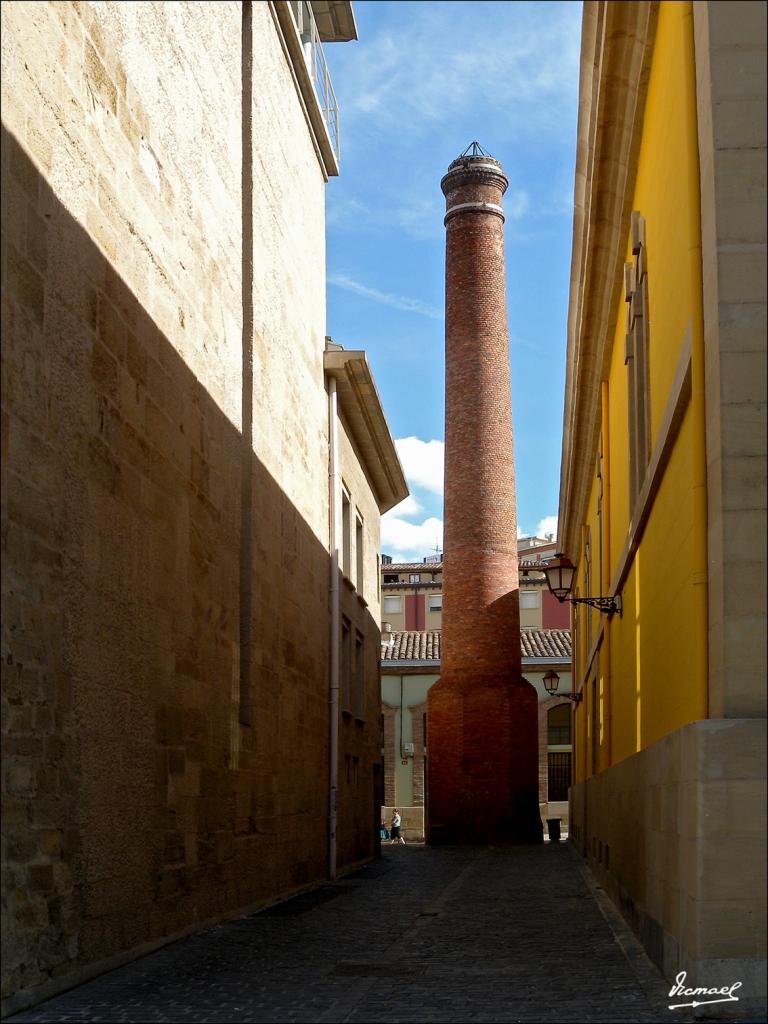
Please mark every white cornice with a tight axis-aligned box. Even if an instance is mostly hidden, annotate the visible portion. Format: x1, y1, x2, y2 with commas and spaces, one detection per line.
558, 1, 659, 562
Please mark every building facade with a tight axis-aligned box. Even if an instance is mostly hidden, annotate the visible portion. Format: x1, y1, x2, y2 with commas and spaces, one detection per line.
558, 1, 766, 1014
1, 1, 407, 1014
381, 561, 443, 631
381, 629, 574, 840
381, 555, 569, 631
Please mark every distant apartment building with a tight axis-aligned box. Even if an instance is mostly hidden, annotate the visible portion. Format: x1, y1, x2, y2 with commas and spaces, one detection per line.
1, 1, 408, 1016
381, 560, 443, 630
381, 547, 569, 631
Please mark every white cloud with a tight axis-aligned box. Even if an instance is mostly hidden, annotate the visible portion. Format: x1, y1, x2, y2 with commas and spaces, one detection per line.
381, 516, 443, 563
333, 4, 581, 146
394, 437, 444, 496
394, 194, 446, 241
506, 190, 530, 220
510, 332, 543, 355
536, 515, 558, 541
326, 194, 370, 229
384, 494, 423, 520
328, 273, 443, 321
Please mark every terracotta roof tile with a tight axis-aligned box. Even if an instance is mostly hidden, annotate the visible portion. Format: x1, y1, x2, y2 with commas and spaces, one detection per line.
383, 558, 551, 573
381, 629, 571, 661
381, 631, 442, 660
519, 629, 571, 659
383, 563, 443, 571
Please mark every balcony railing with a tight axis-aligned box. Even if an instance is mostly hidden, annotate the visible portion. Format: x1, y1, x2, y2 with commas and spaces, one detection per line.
289, 1, 340, 161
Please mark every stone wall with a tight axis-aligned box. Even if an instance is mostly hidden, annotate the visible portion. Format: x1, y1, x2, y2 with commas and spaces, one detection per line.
570, 719, 766, 1019
335, 416, 383, 870
693, 0, 767, 723
1, 1, 378, 1014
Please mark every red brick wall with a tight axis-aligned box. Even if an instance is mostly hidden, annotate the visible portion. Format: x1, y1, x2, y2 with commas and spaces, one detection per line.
409, 702, 426, 807
542, 589, 570, 629
382, 704, 397, 807
405, 594, 425, 630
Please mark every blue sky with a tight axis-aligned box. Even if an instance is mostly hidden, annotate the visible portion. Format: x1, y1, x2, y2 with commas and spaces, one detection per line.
323, 0, 582, 561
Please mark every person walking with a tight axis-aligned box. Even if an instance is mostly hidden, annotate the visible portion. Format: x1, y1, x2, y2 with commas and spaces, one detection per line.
390, 808, 406, 845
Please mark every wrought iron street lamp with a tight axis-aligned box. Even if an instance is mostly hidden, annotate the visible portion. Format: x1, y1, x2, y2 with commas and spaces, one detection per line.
543, 669, 583, 703
543, 552, 622, 616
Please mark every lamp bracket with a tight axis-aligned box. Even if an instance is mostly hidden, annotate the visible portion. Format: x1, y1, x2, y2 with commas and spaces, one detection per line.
569, 594, 622, 617
544, 688, 583, 703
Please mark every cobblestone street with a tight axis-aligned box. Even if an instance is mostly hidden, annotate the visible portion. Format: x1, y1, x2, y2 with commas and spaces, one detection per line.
9, 843, 691, 1023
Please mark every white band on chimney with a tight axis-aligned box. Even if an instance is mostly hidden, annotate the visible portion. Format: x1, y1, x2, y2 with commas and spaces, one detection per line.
444, 202, 505, 225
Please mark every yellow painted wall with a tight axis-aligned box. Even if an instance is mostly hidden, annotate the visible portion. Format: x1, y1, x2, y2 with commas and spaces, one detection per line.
573, 1, 707, 781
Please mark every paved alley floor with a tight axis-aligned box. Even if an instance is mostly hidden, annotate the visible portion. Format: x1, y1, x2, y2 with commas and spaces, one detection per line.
10, 843, 690, 1024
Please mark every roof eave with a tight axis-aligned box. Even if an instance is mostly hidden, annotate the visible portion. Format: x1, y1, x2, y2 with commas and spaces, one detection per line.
521, 657, 572, 667
311, 1, 358, 42
381, 660, 439, 669
324, 349, 409, 513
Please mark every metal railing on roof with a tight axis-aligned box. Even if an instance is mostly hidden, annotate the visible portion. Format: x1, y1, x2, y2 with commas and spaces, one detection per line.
289, 1, 340, 161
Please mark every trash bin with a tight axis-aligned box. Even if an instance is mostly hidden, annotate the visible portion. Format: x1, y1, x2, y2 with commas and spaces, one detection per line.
546, 818, 562, 843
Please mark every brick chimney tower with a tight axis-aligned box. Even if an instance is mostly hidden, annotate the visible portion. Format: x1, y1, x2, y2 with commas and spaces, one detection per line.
427, 143, 542, 844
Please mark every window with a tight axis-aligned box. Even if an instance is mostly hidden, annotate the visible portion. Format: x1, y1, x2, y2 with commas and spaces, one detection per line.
345, 755, 359, 784
428, 595, 442, 612
409, 574, 421, 583
547, 703, 572, 745
383, 596, 402, 615
520, 591, 539, 609
548, 752, 572, 801
355, 513, 364, 592
354, 632, 364, 718
341, 617, 351, 712
383, 574, 398, 584
624, 211, 650, 506
341, 488, 351, 578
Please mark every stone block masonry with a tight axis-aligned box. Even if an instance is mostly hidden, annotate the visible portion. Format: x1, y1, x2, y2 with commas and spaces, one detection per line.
1, 1, 380, 1015
428, 152, 542, 844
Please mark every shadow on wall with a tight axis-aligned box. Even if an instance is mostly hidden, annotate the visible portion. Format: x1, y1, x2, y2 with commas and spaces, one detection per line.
1, 125, 378, 1011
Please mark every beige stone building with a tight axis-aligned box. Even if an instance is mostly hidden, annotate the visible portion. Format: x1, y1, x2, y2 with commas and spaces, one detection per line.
1, 1, 407, 1014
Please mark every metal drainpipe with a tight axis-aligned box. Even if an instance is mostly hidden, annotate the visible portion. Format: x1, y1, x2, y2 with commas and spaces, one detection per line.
328, 377, 340, 880
399, 675, 405, 760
